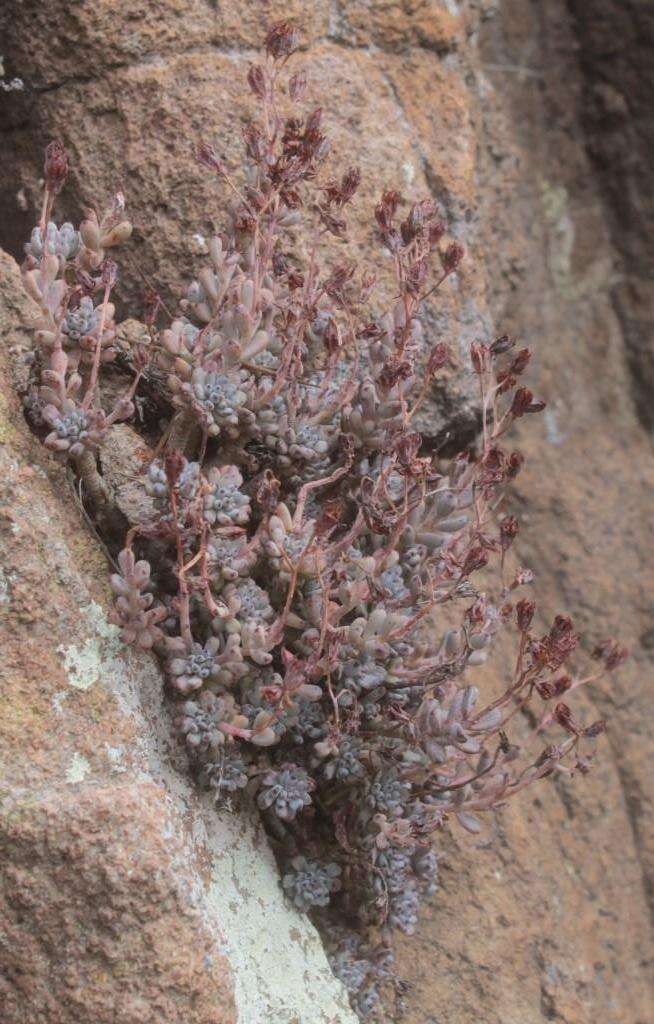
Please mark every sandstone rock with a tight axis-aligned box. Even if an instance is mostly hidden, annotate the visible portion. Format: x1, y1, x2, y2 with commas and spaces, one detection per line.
0, 0, 329, 90
568, 0, 654, 431
333, 0, 467, 52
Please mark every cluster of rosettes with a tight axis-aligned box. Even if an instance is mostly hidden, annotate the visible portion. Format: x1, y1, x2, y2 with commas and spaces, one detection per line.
120, 340, 569, 1016
328, 932, 395, 1020
20, 32, 613, 1024
25, 199, 579, 1024
20, 190, 136, 478
152, 227, 352, 486
105, 372, 598, 1022
107, 398, 510, 953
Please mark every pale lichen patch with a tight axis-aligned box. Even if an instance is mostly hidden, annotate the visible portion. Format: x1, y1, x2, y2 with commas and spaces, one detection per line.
201, 810, 356, 1024
65, 752, 91, 784
58, 638, 103, 690
0, 565, 12, 604
57, 600, 132, 692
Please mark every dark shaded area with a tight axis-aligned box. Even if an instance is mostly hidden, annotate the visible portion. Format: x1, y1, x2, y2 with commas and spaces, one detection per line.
0, 2, 42, 262
567, 0, 654, 430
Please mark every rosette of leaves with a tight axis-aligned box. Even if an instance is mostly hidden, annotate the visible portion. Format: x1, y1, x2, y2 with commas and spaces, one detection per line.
25, 221, 80, 262
172, 365, 256, 438
164, 634, 246, 694
201, 751, 250, 799
203, 464, 251, 526
109, 549, 165, 648
282, 856, 342, 911
144, 457, 203, 529
206, 533, 257, 582
257, 763, 314, 821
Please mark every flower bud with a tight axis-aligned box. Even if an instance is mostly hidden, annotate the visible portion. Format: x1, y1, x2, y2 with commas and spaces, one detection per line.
516, 598, 535, 632
247, 64, 267, 98
101, 258, 118, 289
552, 674, 572, 695
509, 348, 531, 376
375, 189, 402, 231
500, 515, 519, 551
553, 702, 579, 735
427, 342, 450, 377
510, 386, 546, 418
461, 546, 488, 577
470, 342, 489, 374
44, 140, 69, 195
197, 142, 225, 176
592, 638, 629, 671
289, 69, 308, 101
441, 241, 464, 274
584, 720, 607, 739
489, 334, 514, 356
265, 21, 300, 60
507, 451, 525, 479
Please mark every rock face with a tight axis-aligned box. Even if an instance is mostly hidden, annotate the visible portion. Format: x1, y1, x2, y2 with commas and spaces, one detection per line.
0, 2, 653, 1023
569, 0, 654, 432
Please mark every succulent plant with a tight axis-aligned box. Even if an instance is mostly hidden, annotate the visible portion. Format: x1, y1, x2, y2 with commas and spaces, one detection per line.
174, 367, 255, 438
366, 770, 412, 818
282, 856, 341, 911
18, 24, 620, 1022
42, 403, 101, 455
203, 464, 251, 526
61, 296, 100, 343
109, 548, 165, 648
165, 634, 246, 694
288, 699, 328, 744
319, 736, 367, 783
175, 691, 236, 755
25, 221, 80, 261
201, 751, 250, 799
257, 764, 313, 821
146, 457, 201, 514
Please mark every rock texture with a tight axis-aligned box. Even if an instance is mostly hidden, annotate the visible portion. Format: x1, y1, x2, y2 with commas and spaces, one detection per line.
1, 2, 653, 1023
569, 0, 654, 432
